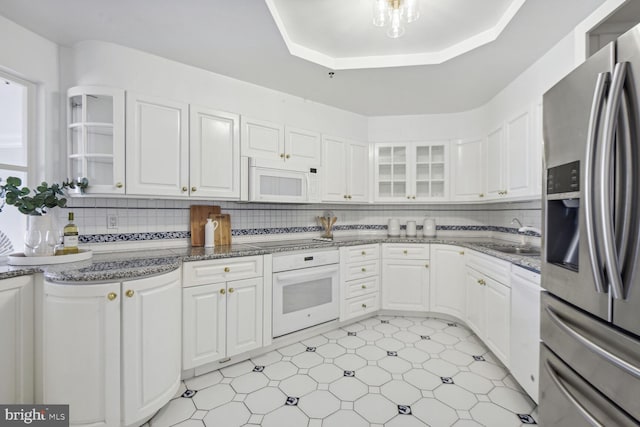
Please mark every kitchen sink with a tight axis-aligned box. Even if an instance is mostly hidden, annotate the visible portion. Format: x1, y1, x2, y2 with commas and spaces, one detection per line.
482, 244, 541, 256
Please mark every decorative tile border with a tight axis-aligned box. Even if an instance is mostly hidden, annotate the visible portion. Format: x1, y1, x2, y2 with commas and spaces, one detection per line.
79, 225, 539, 244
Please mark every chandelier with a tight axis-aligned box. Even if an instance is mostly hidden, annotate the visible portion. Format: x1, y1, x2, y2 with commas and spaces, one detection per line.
372, 0, 420, 39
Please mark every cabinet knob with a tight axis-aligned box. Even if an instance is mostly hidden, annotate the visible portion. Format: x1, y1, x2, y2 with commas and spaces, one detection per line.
361, 251, 366, 255
348, 195, 352, 199
479, 193, 485, 198
280, 153, 285, 158
361, 303, 367, 308
228, 287, 235, 293
182, 186, 188, 192
115, 182, 123, 188
425, 263, 429, 268
403, 250, 408, 255
224, 267, 230, 273
361, 267, 367, 272
191, 186, 197, 192
286, 154, 290, 159
125, 289, 134, 298
412, 196, 416, 199
459, 251, 465, 255
344, 195, 348, 199
477, 279, 486, 286
361, 284, 367, 289
220, 288, 226, 295
407, 196, 411, 199
107, 292, 117, 301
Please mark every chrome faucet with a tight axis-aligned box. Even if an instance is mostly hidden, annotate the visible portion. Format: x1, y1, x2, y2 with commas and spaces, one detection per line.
511, 218, 523, 228
512, 217, 541, 235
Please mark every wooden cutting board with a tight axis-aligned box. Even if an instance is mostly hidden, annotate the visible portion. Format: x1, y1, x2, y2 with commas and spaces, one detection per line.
209, 214, 232, 246
190, 205, 221, 246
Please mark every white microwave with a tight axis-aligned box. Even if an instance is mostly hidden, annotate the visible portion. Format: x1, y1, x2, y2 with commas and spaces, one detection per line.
243, 157, 321, 203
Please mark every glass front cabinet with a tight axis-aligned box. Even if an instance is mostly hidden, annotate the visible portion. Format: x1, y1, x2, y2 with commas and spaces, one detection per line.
67, 86, 125, 195
374, 141, 449, 202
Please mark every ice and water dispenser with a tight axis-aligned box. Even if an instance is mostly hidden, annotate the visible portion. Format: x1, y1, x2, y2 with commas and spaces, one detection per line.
546, 161, 580, 271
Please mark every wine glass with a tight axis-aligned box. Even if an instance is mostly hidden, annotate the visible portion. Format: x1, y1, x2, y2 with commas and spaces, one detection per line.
24, 229, 42, 256
44, 230, 59, 256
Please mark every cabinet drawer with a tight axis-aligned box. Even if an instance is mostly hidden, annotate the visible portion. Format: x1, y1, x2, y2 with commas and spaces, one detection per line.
183, 256, 263, 286
343, 244, 380, 263
344, 293, 379, 320
467, 250, 510, 285
383, 244, 429, 259
345, 276, 379, 299
344, 260, 380, 281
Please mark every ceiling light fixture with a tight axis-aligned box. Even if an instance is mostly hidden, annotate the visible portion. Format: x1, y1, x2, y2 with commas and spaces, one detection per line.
372, 0, 420, 39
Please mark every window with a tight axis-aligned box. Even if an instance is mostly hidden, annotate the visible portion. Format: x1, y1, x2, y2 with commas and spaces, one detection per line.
0, 71, 35, 252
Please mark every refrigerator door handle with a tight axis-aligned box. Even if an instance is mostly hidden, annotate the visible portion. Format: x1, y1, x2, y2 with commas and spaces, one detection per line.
584, 72, 610, 294
599, 61, 628, 300
543, 359, 605, 427
545, 306, 640, 379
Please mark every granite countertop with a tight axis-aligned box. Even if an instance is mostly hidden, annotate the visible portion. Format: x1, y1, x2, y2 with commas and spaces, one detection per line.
0, 236, 540, 283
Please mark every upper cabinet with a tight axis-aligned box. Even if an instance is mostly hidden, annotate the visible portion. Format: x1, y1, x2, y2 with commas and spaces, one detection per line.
451, 137, 485, 202
322, 136, 369, 202
504, 109, 533, 198
374, 141, 449, 202
67, 86, 125, 194
241, 117, 320, 167
485, 126, 505, 199
189, 106, 241, 199
126, 92, 189, 197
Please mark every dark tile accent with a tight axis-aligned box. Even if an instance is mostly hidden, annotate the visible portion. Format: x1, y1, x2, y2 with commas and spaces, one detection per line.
285, 396, 299, 406
387, 351, 398, 357
441, 377, 454, 384
306, 347, 316, 352
381, 320, 390, 324
181, 389, 197, 398
420, 335, 431, 340
473, 355, 486, 362
518, 414, 537, 424
343, 370, 355, 377
397, 405, 412, 415
447, 323, 457, 327
253, 366, 265, 372
347, 332, 357, 336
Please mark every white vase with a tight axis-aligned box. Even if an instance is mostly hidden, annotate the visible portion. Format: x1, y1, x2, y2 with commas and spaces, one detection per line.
24, 214, 58, 257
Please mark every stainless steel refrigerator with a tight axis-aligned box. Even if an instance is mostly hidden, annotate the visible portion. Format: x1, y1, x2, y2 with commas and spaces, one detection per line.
541, 23, 640, 425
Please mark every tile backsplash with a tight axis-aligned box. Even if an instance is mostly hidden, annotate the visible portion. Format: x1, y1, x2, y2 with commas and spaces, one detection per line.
59, 198, 541, 241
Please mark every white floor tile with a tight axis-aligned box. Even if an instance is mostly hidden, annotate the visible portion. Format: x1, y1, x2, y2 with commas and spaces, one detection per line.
244, 387, 286, 414
279, 374, 318, 397
489, 386, 535, 413
278, 342, 307, 357
263, 361, 298, 381
192, 384, 235, 410
376, 337, 405, 351
336, 335, 366, 349
150, 397, 196, 427
433, 384, 478, 410
184, 371, 223, 391
261, 406, 309, 427
355, 345, 387, 361
380, 380, 422, 405
315, 343, 347, 358
250, 351, 282, 367
378, 356, 412, 374
220, 360, 254, 378
298, 390, 341, 418
412, 397, 459, 426
202, 402, 250, 427
398, 347, 430, 364
357, 365, 392, 386
328, 377, 368, 401
353, 394, 397, 424
308, 363, 343, 384
455, 371, 495, 394
322, 410, 368, 427
291, 351, 323, 369
230, 372, 269, 394
191, 410, 207, 420
334, 353, 367, 371
470, 402, 522, 427
386, 414, 428, 427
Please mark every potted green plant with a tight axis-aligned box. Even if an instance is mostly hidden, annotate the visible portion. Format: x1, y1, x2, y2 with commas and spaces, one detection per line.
0, 176, 88, 256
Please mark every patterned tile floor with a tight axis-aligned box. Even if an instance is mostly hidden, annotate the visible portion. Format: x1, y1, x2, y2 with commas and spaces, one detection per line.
150, 315, 538, 427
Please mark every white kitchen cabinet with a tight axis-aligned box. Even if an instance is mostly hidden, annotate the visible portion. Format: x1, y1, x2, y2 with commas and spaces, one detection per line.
121, 271, 182, 425
486, 126, 505, 199
40, 281, 121, 427
429, 244, 466, 319
381, 244, 430, 311
67, 86, 125, 195
505, 109, 532, 197
189, 105, 241, 199
465, 251, 511, 366
340, 244, 380, 321
451, 137, 486, 201
510, 266, 541, 402
0, 275, 33, 404
126, 92, 189, 197
182, 256, 264, 370
374, 142, 449, 202
241, 117, 320, 166
322, 136, 369, 202
40, 269, 181, 427
533, 101, 543, 197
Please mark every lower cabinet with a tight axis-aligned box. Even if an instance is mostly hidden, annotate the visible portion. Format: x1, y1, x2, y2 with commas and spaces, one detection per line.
381, 244, 430, 311
465, 251, 511, 366
429, 244, 466, 318
39, 269, 181, 427
0, 275, 34, 404
182, 257, 264, 370
510, 266, 541, 402
340, 244, 380, 321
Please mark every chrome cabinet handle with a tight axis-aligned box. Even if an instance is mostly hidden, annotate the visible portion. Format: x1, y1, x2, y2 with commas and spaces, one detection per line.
584, 72, 610, 295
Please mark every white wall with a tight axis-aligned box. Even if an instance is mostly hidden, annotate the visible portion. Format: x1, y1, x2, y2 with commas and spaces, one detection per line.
0, 14, 60, 182
60, 41, 368, 142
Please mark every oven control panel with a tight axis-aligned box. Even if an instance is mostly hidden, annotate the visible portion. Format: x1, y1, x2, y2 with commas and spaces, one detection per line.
272, 249, 339, 272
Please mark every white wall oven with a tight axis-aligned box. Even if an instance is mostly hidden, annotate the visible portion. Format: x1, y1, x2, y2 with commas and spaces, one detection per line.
271, 248, 339, 337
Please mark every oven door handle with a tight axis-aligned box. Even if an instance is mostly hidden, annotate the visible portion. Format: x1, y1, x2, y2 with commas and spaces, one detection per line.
273, 263, 339, 286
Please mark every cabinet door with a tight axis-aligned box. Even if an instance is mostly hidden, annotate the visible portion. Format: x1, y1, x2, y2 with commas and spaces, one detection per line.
0, 276, 33, 404
189, 106, 240, 199
429, 245, 466, 318
374, 144, 409, 201
226, 277, 263, 357
382, 259, 429, 311
122, 270, 181, 425
484, 277, 511, 366
451, 138, 486, 201
126, 92, 189, 197
347, 141, 370, 202
285, 127, 321, 166
533, 101, 543, 197
183, 283, 227, 370
241, 117, 284, 161
41, 281, 120, 427
486, 126, 505, 199
321, 135, 348, 201
413, 142, 449, 201
465, 268, 485, 337
505, 109, 532, 197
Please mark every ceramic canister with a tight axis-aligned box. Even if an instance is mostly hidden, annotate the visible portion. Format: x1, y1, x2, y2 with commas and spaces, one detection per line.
406, 221, 417, 237
388, 219, 400, 236
423, 218, 436, 237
